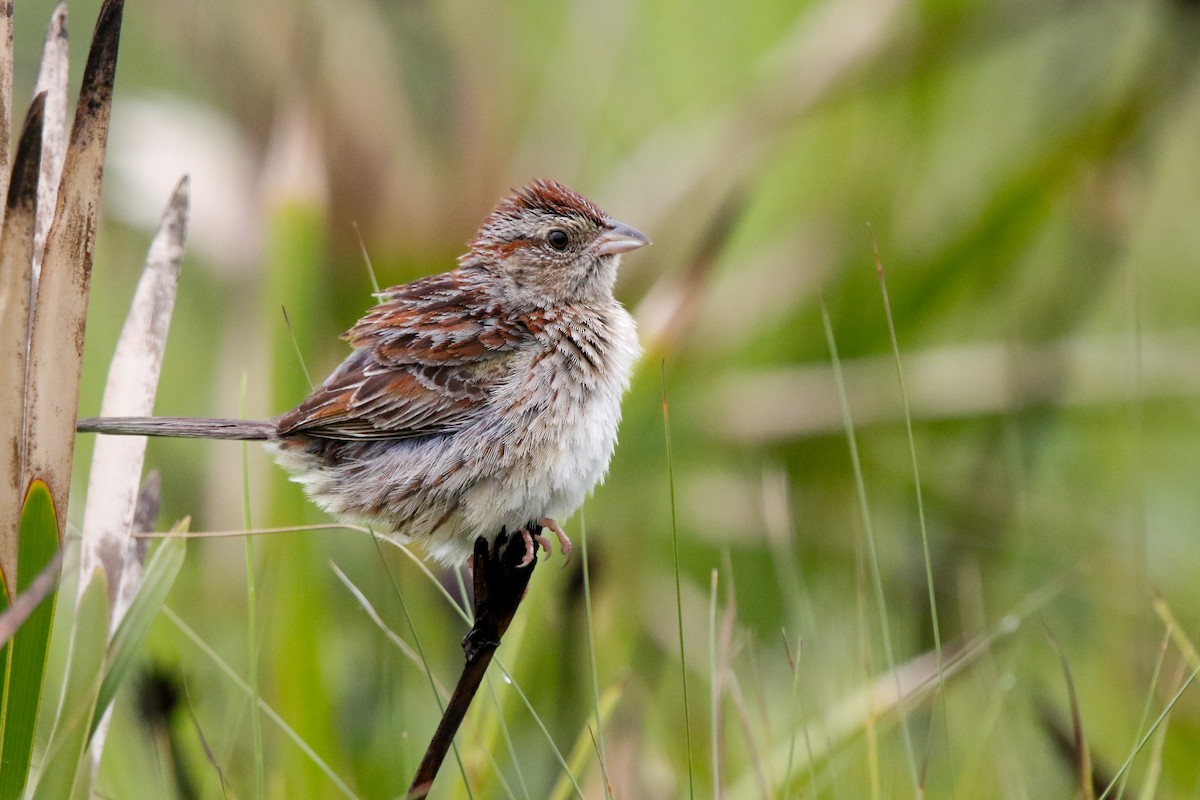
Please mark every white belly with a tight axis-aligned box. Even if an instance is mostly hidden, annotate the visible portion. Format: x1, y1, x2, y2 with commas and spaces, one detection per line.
457, 305, 640, 541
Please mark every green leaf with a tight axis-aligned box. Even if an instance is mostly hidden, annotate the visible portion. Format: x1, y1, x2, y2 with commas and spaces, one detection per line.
0, 480, 61, 800
30, 569, 109, 800
91, 526, 187, 735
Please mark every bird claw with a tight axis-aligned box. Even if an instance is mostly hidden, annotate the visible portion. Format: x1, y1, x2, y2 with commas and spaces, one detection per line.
537, 517, 572, 567
515, 518, 573, 569
517, 528, 537, 568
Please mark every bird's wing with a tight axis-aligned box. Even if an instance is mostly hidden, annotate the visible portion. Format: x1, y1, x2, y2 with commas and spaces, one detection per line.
276, 271, 533, 441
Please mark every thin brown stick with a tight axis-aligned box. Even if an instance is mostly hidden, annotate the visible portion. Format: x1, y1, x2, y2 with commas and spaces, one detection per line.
407, 527, 537, 799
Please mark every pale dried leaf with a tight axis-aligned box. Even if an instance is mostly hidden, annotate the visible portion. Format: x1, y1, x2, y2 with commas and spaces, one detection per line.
32, 2, 69, 285
0, 0, 12, 220
0, 95, 45, 596
81, 176, 188, 623
23, 0, 124, 535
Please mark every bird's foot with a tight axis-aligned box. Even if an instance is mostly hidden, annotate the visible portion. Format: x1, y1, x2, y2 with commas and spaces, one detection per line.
515, 518, 572, 568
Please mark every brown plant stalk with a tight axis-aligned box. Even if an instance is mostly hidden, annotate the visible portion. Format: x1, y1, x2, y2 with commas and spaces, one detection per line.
407, 526, 538, 799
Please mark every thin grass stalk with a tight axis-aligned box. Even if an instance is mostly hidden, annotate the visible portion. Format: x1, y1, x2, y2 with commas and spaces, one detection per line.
662, 361, 696, 799
486, 675, 532, 800
761, 469, 816, 659
578, 508, 612, 799
1115, 627, 1171, 800
241, 376, 266, 800
1042, 622, 1094, 800
374, 534, 473, 799
493, 660, 586, 800
873, 239, 948, 734
725, 669, 770, 799
373, 536, 577, 794
331, 564, 451, 698
1152, 592, 1200, 668
855, 539, 881, 800
709, 568, 720, 797
0, 549, 61, 650
453, 565, 472, 622
163, 607, 358, 799
1097, 662, 1200, 800
548, 684, 623, 800
819, 297, 920, 795
781, 634, 817, 798
735, 568, 1067, 799
323, 528, 591, 794
1133, 717, 1168, 800
947, 660, 1013, 797
408, 530, 560, 799
261, 105, 336, 797
1125, 209, 1148, 608
331, 562, 520, 800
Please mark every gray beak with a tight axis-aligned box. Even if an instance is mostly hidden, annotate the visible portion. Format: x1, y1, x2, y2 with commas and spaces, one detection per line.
596, 218, 651, 256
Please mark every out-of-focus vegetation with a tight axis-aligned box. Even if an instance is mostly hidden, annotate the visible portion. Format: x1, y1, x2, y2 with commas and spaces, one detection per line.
22, 0, 1200, 796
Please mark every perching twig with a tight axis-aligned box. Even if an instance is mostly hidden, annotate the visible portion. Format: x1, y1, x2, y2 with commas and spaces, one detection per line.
408, 526, 537, 799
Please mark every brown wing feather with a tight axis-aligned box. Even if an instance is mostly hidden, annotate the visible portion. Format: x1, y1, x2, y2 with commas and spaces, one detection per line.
276, 270, 528, 441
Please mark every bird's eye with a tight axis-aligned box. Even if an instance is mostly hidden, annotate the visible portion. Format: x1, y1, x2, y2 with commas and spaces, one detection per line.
547, 229, 569, 251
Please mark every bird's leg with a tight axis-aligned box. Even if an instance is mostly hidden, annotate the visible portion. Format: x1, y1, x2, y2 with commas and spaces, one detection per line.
537, 517, 572, 562
516, 522, 557, 567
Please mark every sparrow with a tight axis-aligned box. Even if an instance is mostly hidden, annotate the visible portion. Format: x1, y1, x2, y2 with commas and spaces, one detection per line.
78, 179, 648, 566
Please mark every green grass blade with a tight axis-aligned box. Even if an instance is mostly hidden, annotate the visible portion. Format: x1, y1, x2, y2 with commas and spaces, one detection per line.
820, 297, 920, 794
30, 569, 108, 800
91, 524, 187, 735
873, 243, 947, 691
331, 562, 522, 798
1097, 662, 1200, 800
370, 534, 473, 798
494, 662, 586, 799
241, 375, 266, 800
709, 568, 720, 792
548, 683, 623, 800
578, 507, 612, 799
661, 362, 696, 799
1113, 627, 1170, 800
264, 194, 336, 799
0, 480, 61, 800
163, 607, 358, 799
487, 674, 531, 800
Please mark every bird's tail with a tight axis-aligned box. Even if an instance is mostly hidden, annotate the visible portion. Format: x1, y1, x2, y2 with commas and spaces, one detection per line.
76, 416, 275, 441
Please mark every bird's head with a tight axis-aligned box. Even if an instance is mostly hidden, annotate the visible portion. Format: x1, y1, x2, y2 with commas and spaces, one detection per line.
463, 179, 649, 305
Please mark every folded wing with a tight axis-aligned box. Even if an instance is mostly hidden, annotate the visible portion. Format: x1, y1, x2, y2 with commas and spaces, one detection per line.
276, 270, 527, 441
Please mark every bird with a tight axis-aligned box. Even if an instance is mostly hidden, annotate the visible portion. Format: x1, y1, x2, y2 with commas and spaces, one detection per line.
78, 179, 648, 567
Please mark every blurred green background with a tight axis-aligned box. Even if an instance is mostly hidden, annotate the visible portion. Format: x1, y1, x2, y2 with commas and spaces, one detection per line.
20, 0, 1200, 796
